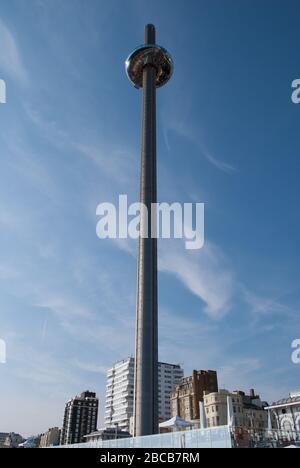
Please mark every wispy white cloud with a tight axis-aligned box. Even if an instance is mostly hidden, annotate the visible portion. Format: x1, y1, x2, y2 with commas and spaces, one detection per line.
24, 103, 137, 186
74, 143, 136, 186
63, 320, 134, 356
34, 295, 95, 321
108, 233, 235, 321
158, 308, 282, 401
104, 218, 235, 321
242, 288, 295, 319
6, 253, 135, 355
5, 333, 77, 389
0, 264, 20, 280
2, 133, 63, 206
112, 237, 136, 256
0, 202, 21, 228
163, 119, 236, 174
72, 360, 108, 375
0, 18, 28, 84
159, 240, 235, 319
218, 357, 263, 392
158, 307, 219, 370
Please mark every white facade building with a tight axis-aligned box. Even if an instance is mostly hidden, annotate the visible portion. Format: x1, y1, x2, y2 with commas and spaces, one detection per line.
158, 362, 184, 421
104, 358, 183, 432
266, 391, 300, 436
105, 358, 135, 432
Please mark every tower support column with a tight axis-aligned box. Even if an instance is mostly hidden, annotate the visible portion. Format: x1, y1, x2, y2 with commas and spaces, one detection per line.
125, 23, 173, 438
134, 24, 158, 437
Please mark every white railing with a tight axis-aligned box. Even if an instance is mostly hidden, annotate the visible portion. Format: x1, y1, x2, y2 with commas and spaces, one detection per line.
56, 426, 232, 449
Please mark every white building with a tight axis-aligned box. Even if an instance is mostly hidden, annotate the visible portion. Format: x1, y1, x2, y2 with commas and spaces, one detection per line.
1, 433, 24, 448
104, 358, 184, 433
39, 427, 61, 447
158, 362, 184, 421
204, 389, 245, 428
105, 358, 135, 432
266, 391, 300, 436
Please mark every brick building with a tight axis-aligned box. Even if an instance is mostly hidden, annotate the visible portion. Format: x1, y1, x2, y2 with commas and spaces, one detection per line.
171, 370, 218, 421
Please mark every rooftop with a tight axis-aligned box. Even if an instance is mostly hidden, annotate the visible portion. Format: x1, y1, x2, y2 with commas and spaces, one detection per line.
271, 393, 300, 407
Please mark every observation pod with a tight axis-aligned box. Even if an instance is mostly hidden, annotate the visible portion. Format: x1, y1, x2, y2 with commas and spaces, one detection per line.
126, 44, 173, 89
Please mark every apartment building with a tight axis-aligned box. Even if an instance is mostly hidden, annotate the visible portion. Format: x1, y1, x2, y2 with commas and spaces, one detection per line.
60, 391, 99, 445
39, 427, 60, 447
171, 370, 218, 421
104, 357, 184, 432
204, 389, 245, 427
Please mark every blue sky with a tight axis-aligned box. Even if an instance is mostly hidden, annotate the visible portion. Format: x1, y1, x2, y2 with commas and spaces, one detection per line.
0, 0, 299, 437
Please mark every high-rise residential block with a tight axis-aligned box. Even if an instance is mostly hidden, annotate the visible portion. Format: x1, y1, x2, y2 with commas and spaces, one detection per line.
60, 391, 98, 445
104, 358, 183, 433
